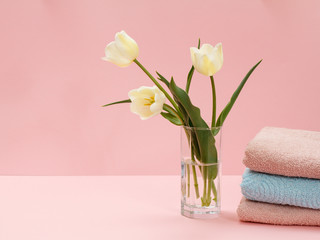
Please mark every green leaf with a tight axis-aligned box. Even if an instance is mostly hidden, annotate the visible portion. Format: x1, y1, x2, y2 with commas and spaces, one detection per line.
161, 112, 183, 126
185, 38, 201, 94
215, 59, 263, 129
102, 99, 131, 107
169, 78, 218, 169
162, 104, 178, 117
190, 129, 201, 160
162, 104, 184, 125
185, 66, 195, 94
169, 78, 208, 129
169, 77, 200, 159
156, 71, 170, 88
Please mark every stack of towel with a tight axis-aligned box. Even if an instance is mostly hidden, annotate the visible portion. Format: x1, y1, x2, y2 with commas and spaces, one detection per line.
237, 127, 320, 226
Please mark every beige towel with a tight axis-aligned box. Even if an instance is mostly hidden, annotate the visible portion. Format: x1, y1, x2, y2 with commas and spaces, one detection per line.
237, 197, 320, 226
243, 127, 320, 179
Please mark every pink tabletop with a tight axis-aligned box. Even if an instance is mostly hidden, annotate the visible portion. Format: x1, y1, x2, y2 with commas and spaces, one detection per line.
0, 176, 318, 239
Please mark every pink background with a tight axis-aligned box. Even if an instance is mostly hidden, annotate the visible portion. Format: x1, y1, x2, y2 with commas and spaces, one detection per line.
1, 0, 320, 175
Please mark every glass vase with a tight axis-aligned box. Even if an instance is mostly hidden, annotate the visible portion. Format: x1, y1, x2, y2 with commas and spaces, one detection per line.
181, 125, 222, 218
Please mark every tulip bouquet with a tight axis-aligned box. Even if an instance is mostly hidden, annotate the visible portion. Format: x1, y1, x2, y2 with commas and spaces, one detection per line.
102, 31, 261, 210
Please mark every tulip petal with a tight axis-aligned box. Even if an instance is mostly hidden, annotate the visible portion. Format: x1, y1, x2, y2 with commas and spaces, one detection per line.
214, 43, 223, 70
200, 44, 215, 55
202, 55, 215, 76
193, 53, 211, 76
128, 86, 165, 120
190, 47, 200, 66
191, 42, 224, 76
130, 99, 153, 120
215, 43, 223, 62
208, 44, 223, 74
150, 102, 163, 114
128, 89, 139, 100
201, 54, 217, 76
104, 41, 132, 67
193, 52, 202, 73
153, 87, 166, 102
138, 87, 156, 97
154, 92, 166, 104
115, 31, 139, 61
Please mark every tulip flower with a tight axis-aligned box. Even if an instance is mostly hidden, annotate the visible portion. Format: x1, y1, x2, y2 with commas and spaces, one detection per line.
128, 86, 166, 120
102, 31, 139, 67
190, 43, 223, 76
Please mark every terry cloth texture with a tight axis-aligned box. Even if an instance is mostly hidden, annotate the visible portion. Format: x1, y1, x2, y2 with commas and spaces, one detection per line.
241, 168, 320, 209
243, 127, 320, 179
237, 197, 320, 226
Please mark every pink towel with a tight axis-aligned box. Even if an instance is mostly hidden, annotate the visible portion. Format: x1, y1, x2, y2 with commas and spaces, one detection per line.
243, 127, 320, 179
237, 197, 320, 226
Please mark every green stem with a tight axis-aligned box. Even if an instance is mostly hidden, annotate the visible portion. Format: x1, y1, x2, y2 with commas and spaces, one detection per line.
202, 166, 208, 206
210, 76, 216, 128
187, 164, 190, 198
133, 59, 182, 116
207, 176, 212, 204
211, 179, 218, 203
192, 166, 200, 198
191, 147, 200, 199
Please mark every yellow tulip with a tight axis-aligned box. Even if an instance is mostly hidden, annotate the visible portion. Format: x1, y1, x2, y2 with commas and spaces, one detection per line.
190, 43, 223, 76
128, 86, 166, 120
102, 31, 139, 67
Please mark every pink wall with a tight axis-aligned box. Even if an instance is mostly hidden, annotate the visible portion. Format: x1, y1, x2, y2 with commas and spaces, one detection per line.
1, 0, 320, 175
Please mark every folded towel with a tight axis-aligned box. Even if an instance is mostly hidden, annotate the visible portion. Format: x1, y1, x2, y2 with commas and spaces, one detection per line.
241, 168, 320, 209
237, 197, 320, 226
243, 127, 320, 179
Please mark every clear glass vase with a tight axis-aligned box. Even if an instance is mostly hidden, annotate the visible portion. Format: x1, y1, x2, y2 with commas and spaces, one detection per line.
181, 125, 222, 218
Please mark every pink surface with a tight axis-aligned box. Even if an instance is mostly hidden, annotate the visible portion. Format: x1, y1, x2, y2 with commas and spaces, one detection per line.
1, 0, 320, 175
0, 175, 319, 240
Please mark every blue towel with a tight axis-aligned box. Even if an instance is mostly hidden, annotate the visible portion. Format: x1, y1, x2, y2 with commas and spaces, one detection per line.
241, 168, 320, 209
